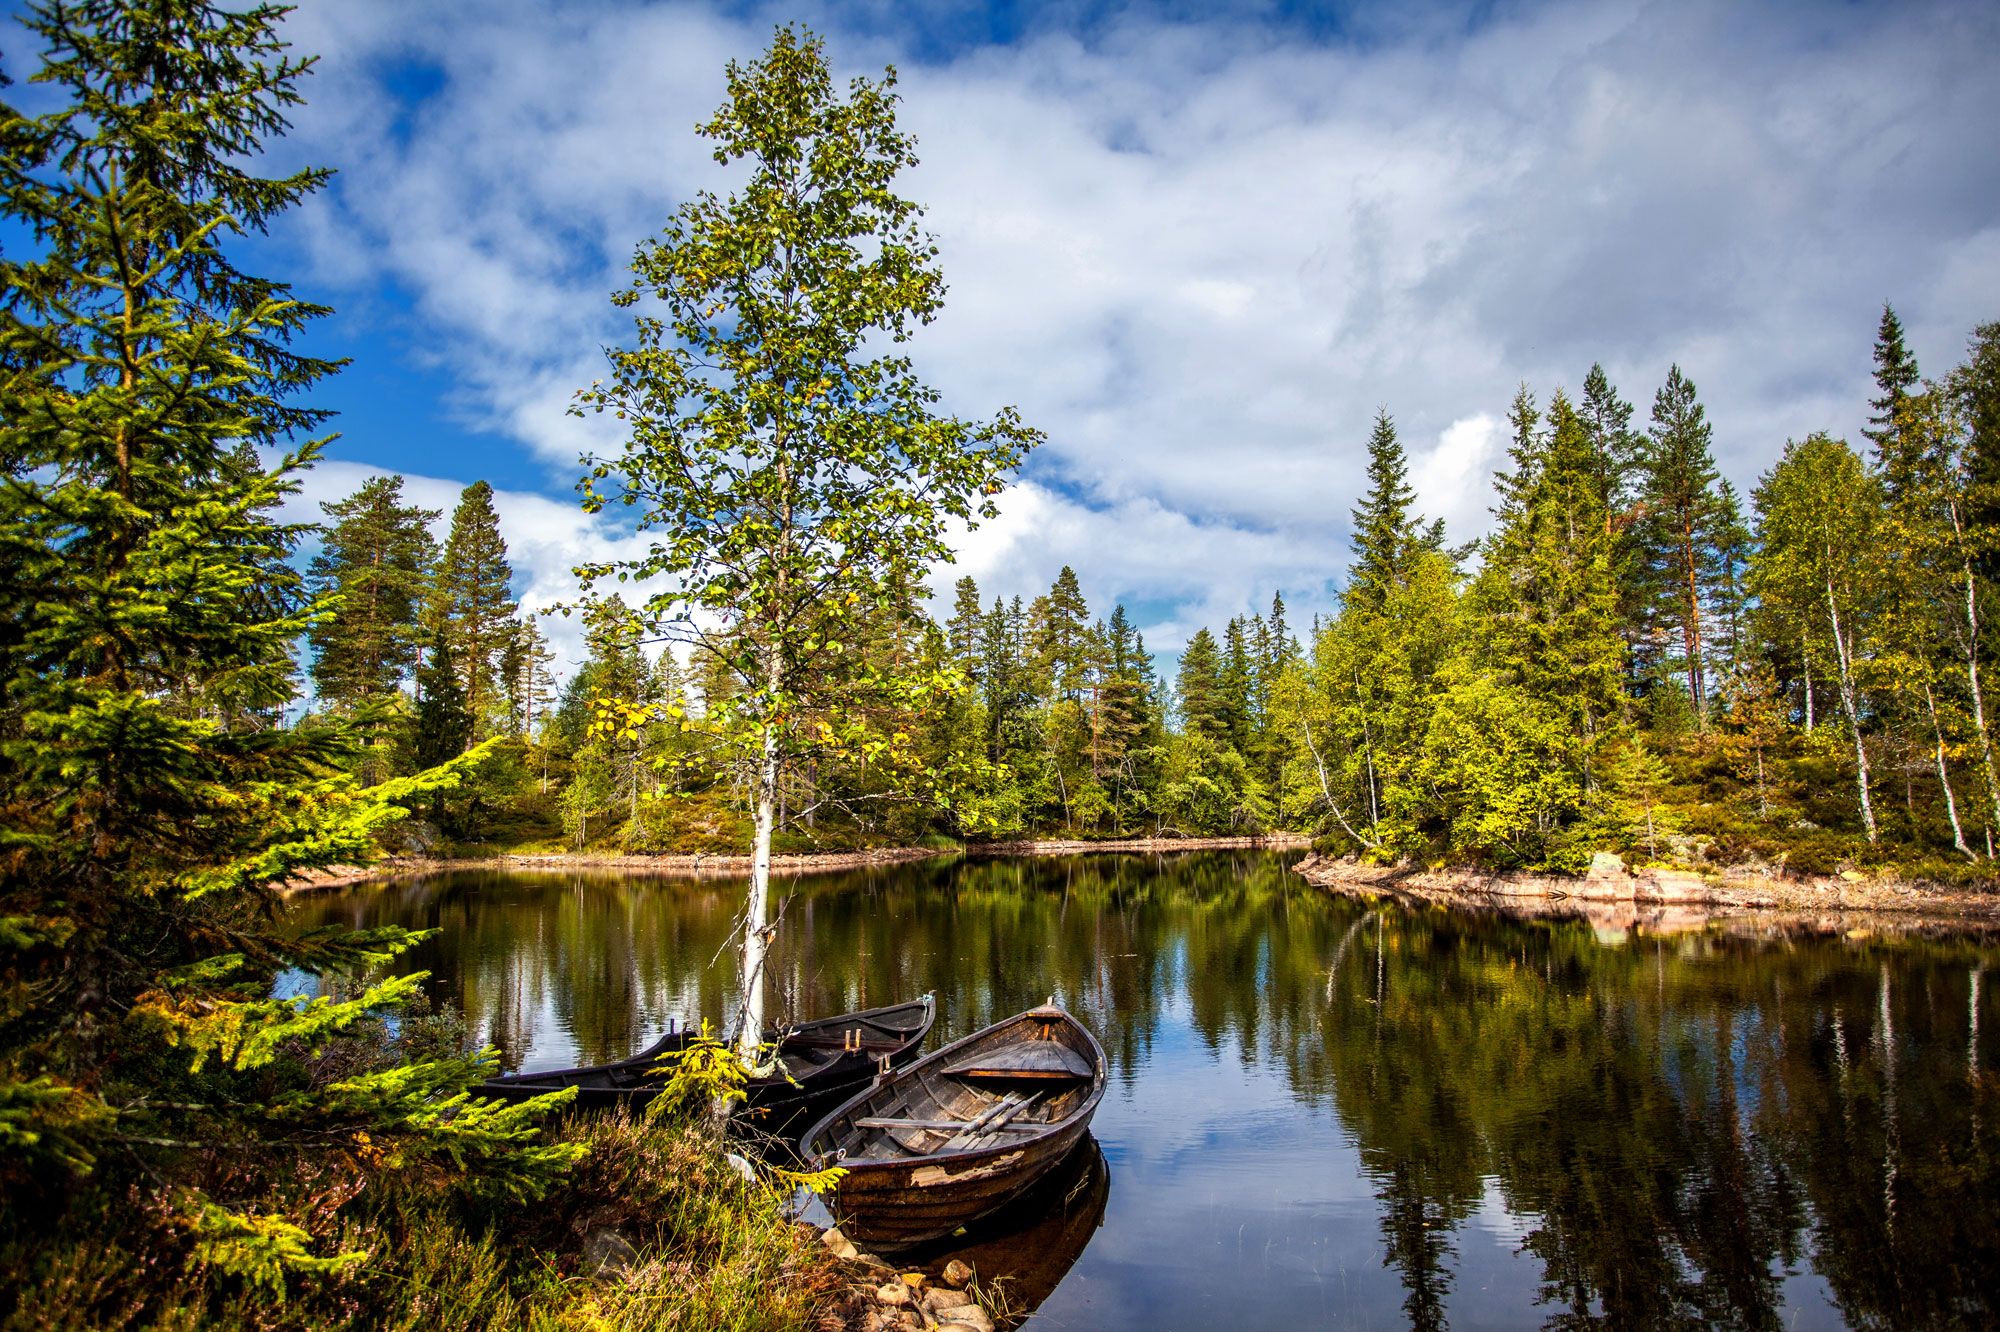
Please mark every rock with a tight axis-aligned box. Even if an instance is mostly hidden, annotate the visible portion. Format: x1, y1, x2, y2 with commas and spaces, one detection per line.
853, 1250, 893, 1270
937, 1306, 994, 1332
1641, 869, 1710, 902
942, 1259, 975, 1287
1587, 850, 1627, 879
581, 1226, 640, 1278
938, 1323, 986, 1332
898, 1313, 925, 1331
874, 1282, 911, 1308
920, 1286, 960, 1313
821, 1226, 858, 1260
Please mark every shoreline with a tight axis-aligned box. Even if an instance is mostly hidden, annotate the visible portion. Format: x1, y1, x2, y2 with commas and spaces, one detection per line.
277, 834, 1311, 894
1291, 852, 2000, 935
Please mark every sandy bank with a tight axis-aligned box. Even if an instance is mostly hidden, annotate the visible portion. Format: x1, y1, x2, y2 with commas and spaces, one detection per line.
1292, 851, 2000, 935
277, 834, 1310, 895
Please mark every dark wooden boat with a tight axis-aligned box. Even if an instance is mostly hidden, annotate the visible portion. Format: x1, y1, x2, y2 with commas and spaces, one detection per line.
915, 1135, 1109, 1325
479, 995, 935, 1134
800, 1002, 1106, 1250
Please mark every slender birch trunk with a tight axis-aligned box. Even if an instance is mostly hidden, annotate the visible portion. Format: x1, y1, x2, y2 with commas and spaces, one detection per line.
739, 722, 777, 1064
1924, 680, 1973, 858
1825, 578, 1878, 841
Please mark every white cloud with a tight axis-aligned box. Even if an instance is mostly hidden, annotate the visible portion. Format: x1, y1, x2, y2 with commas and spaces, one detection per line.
266, 0, 2000, 651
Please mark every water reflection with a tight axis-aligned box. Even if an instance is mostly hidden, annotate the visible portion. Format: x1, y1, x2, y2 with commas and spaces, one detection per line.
291, 854, 2000, 1329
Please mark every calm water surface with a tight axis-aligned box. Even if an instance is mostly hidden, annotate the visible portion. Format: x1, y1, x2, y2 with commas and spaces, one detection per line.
290, 853, 2000, 1330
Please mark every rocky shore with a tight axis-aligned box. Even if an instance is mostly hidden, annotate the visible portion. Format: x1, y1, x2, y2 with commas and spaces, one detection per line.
276, 834, 1311, 895
821, 1228, 1002, 1332
1293, 851, 2000, 934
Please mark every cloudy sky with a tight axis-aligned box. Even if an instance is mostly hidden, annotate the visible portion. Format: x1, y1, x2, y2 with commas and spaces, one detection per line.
21, 0, 1999, 673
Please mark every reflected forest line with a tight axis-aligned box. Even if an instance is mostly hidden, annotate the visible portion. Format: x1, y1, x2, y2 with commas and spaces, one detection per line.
295, 854, 2000, 1328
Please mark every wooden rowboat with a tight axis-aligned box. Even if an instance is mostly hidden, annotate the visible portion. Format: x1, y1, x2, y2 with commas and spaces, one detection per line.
479, 994, 935, 1134
800, 1002, 1106, 1250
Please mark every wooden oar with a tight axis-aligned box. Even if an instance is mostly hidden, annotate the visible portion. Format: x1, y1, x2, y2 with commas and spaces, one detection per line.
951, 1090, 1045, 1152
855, 1116, 1040, 1134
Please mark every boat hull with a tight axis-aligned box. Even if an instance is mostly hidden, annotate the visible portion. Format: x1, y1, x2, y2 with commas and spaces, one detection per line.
801, 1004, 1106, 1250
479, 995, 935, 1137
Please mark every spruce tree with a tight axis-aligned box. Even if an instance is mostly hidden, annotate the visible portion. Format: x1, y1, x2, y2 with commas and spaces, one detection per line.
1958, 322, 2000, 586
1348, 409, 1422, 613
307, 475, 440, 708
412, 631, 473, 771
1490, 384, 1544, 527
1636, 364, 1726, 724
1865, 303, 1922, 494
0, 0, 573, 1284
1176, 628, 1226, 740
1475, 391, 1627, 785
1579, 362, 1641, 518
430, 480, 517, 741
947, 575, 983, 675
1034, 566, 1089, 702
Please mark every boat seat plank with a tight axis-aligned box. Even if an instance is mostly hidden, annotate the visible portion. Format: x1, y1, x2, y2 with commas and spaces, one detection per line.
942, 1042, 1093, 1081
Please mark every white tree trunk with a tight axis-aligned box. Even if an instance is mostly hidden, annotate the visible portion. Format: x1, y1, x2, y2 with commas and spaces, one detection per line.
738, 724, 777, 1064
1825, 579, 1878, 842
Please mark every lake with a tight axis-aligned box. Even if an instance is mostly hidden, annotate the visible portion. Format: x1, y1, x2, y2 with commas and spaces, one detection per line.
288, 852, 2000, 1330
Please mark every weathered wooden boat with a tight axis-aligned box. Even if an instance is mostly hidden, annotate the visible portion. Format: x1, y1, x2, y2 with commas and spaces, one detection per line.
800, 1002, 1107, 1250
479, 995, 935, 1133
914, 1135, 1109, 1323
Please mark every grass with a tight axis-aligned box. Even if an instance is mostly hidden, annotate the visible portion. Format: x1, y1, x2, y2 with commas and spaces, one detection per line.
1, 1113, 854, 1332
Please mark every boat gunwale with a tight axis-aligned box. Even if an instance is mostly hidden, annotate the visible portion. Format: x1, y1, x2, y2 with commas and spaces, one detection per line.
800, 1004, 1107, 1172
485, 993, 936, 1092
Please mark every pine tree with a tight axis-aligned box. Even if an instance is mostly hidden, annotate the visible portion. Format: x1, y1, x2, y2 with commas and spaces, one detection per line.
1958, 323, 2000, 587
1865, 303, 1922, 495
1177, 628, 1226, 740
1348, 409, 1421, 613
1033, 566, 1089, 702
412, 630, 473, 771
307, 475, 440, 709
0, 0, 574, 1281
1221, 616, 1255, 751
1636, 364, 1727, 724
947, 575, 983, 676
1476, 390, 1627, 787
1490, 384, 1544, 527
431, 480, 517, 742
1579, 362, 1641, 518
503, 616, 558, 740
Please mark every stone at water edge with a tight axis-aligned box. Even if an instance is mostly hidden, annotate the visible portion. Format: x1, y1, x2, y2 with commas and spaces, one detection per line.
1586, 851, 1627, 880
938, 1323, 987, 1332
920, 1285, 963, 1314
942, 1258, 975, 1287
874, 1282, 912, 1308
821, 1226, 858, 1260
936, 1306, 995, 1332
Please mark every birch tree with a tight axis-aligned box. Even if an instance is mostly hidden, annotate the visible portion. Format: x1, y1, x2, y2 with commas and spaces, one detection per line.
574, 28, 1037, 1061
1751, 434, 1885, 842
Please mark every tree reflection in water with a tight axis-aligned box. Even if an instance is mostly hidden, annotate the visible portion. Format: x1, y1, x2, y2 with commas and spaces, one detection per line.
293, 854, 1999, 1328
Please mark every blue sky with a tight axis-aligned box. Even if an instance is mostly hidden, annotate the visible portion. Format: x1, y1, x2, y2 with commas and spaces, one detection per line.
6, 0, 1999, 675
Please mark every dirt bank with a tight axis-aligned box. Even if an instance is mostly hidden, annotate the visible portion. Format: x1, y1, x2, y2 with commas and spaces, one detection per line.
1292, 852, 2000, 936
277, 835, 1310, 895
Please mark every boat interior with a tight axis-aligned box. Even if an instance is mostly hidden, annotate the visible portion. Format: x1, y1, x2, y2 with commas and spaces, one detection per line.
835, 1015, 1097, 1161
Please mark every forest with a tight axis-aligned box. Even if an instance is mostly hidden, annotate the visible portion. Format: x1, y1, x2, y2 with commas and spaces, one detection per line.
3, 0, 1996, 1327
318, 307, 2000, 879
